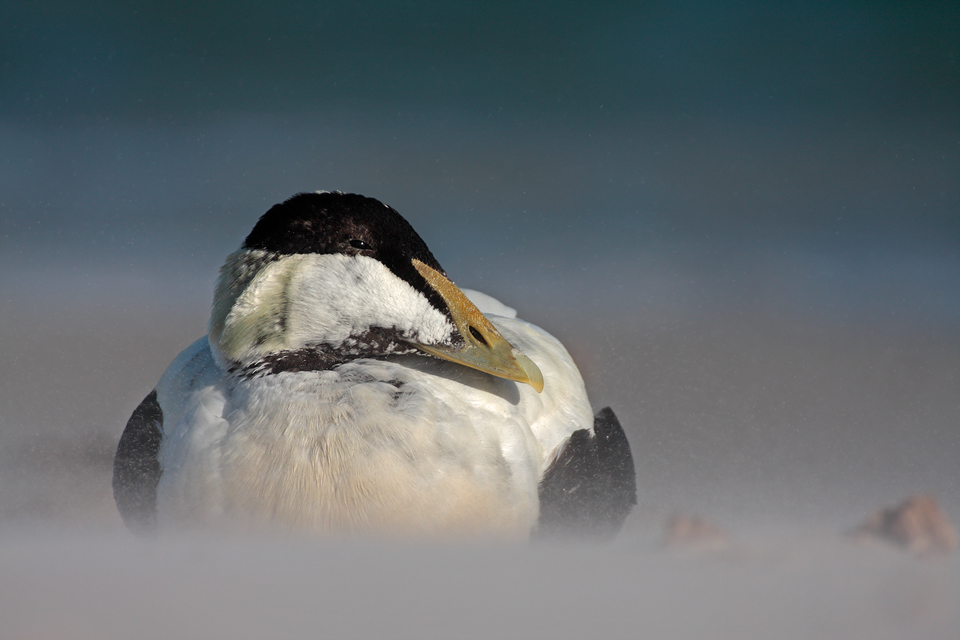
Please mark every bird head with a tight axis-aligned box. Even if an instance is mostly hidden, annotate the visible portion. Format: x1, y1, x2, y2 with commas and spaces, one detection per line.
207, 192, 543, 392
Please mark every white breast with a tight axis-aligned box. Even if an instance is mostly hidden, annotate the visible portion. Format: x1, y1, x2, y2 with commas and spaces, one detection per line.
153, 314, 591, 539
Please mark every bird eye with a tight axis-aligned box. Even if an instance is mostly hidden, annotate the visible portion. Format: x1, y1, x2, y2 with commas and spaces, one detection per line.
349, 239, 371, 250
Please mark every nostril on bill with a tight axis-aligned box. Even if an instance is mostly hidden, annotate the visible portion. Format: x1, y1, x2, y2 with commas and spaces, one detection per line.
469, 326, 488, 346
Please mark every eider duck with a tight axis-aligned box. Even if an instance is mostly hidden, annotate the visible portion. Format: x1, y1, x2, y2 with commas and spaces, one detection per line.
113, 192, 636, 539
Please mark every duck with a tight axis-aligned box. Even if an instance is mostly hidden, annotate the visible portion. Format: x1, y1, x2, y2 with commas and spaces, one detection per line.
113, 191, 636, 539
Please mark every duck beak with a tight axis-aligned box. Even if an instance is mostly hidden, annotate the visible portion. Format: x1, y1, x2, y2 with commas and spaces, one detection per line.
410, 259, 544, 393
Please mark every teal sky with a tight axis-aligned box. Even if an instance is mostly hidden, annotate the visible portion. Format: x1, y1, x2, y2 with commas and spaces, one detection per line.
4, 1, 957, 123
2, 1, 958, 299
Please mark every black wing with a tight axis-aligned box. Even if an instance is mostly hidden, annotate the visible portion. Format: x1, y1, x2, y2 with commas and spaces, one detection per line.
535, 407, 637, 540
112, 390, 164, 533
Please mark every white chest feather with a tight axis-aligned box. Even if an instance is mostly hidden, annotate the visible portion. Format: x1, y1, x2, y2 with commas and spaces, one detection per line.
154, 316, 590, 538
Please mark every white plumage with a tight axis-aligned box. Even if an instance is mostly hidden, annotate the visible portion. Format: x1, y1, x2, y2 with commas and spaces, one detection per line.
113, 192, 635, 539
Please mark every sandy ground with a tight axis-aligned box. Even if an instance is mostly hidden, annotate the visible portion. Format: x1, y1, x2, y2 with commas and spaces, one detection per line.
2, 525, 958, 640
2, 276, 958, 639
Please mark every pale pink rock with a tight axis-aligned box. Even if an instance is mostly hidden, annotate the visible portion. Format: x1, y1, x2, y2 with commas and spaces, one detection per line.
854, 495, 959, 557
664, 513, 732, 551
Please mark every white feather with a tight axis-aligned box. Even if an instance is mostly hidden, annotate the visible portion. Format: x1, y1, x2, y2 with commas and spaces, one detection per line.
153, 308, 590, 538
461, 289, 518, 318
287, 253, 454, 347
209, 251, 455, 370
